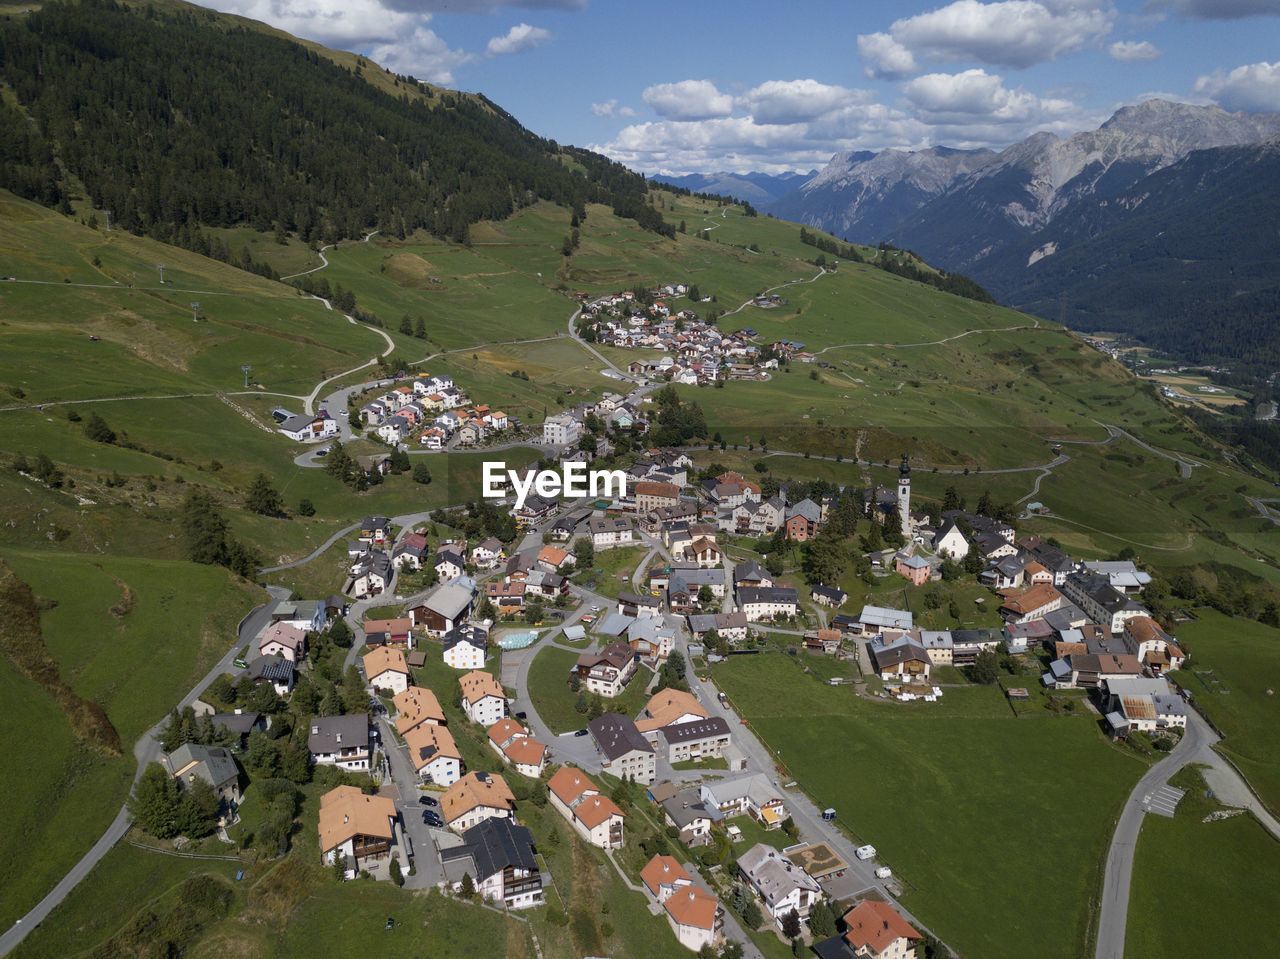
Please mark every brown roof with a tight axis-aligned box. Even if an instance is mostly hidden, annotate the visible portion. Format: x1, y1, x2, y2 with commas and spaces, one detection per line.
403, 723, 461, 770
999, 583, 1063, 615
1073, 652, 1142, 675
690, 537, 720, 554
364, 616, 412, 635
441, 772, 515, 824
538, 546, 570, 567
635, 480, 680, 500
641, 854, 691, 897
1054, 641, 1089, 660
502, 736, 547, 768
363, 646, 408, 680
487, 718, 527, 748
393, 685, 445, 735
664, 886, 719, 931
259, 622, 306, 652
1124, 615, 1169, 645
459, 670, 506, 705
636, 689, 708, 734
317, 785, 396, 854
576, 642, 634, 672
574, 793, 624, 830
842, 900, 922, 955
548, 765, 597, 807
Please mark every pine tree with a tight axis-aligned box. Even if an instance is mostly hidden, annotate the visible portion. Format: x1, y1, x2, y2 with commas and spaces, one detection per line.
129, 762, 181, 838
245, 473, 286, 517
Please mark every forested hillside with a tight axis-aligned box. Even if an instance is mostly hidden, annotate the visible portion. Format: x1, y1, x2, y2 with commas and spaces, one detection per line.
0, 0, 654, 249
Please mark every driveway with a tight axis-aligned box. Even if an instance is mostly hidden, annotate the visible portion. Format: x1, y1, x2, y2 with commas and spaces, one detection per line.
377, 715, 443, 889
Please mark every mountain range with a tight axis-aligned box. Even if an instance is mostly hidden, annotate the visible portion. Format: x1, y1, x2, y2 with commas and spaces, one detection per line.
650, 169, 815, 205
761, 100, 1280, 371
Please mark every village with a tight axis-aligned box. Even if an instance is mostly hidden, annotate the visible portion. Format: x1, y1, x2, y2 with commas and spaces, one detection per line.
133, 419, 1197, 959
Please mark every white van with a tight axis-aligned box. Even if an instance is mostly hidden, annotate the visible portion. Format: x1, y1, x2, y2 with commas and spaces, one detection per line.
855, 845, 876, 861
875, 866, 892, 879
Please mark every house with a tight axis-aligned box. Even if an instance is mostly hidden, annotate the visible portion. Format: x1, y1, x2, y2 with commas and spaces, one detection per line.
784, 499, 822, 541
869, 635, 933, 683
393, 685, 446, 737
434, 548, 465, 582
810, 584, 847, 608
1044, 652, 1144, 690
318, 786, 405, 881
359, 516, 394, 545
687, 536, 723, 568
162, 743, 241, 808
588, 712, 657, 785
738, 843, 822, 925
998, 583, 1065, 624
1100, 676, 1190, 737
636, 688, 710, 742
933, 518, 970, 561
363, 646, 409, 696
664, 885, 723, 953
537, 545, 573, 572
574, 642, 640, 698
635, 481, 682, 514
814, 900, 923, 959
737, 586, 799, 622
590, 515, 635, 550
247, 655, 295, 696
403, 722, 463, 786
209, 710, 267, 748
919, 630, 954, 666
439, 817, 543, 910
548, 766, 626, 849
734, 561, 773, 589
459, 670, 508, 726
642, 854, 692, 902
618, 590, 662, 619
804, 628, 843, 654
257, 623, 307, 663
1081, 560, 1152, 594
700, 774, 787, 828
543, 412, 582, 446
487, 718, 549, 778
687, 610, 749, 644
409, 582, 476, 636
894, 553, 931, 586
1122, 616, 1187, 674
443, 624, 488, 670
471, 537, 505, 570
363, 616, 412, 649
659, 787, 723, 847
348, 552, 392, 599
268, 598, 326, 634
392, 532, 431, 571
628, 616, 676, 661
1061, 573, 1149, 634
855, 605, 914, 638
278, 410, 338, 442
442, 771, 517, 832
660, 716, 732, 765
1017, 536, 1074, 586
487, 579, 527, 615
308, 714, 372, 772
949, 628, 1003, 666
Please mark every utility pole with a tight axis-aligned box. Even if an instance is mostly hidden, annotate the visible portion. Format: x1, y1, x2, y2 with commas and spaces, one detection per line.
191, 301, 201, 323
241, 364, 252, 389
103, 210, 113, 231
157, 264, 165, 285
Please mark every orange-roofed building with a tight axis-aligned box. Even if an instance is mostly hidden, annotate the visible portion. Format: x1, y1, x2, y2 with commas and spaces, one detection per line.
403, 722, 463, 786
317, 785, 404, 881
641, 854, 692, 902
537, 545, 571, 571
487, 718, 548, 778
663, 885, 722, 952
393, 685, 446, 736
832, 900, 923, 959
635, 688, 709, 740
547, 766, 625, 849
459, 670, 508, 725
363, 646, 409, 695
441, 771, 516, 833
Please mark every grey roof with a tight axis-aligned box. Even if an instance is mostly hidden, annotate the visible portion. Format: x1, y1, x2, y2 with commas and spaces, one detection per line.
785, 498, 822, 523
662, 789, 723, 829
422, 582, 475, 619
444, 623, 489, 652
588, 712, 655, 760
687, 610, 748, 634
596, 611, 635, 636
668, 566, 723, 587
810, 584, 847, 602
858, 605, 913, 630
165, 742, 239, 789
659, 716, 731, 745
210, 711, 263, 735
1042, 604, 1090, 632
739, 843, 820, 905
870, 636, 931, 669
308, 714, 370, 755
248, 655, 295, 684
279, 413, 319, 433
737, 586, 798, 606
440, 817, 539, 883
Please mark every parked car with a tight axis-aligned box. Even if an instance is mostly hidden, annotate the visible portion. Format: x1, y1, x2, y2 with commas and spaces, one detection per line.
423, 811, 443, 826
855, 845, 877, 861
514, 711, 528, 720
875, 866, 892, 879
418, 796, 438, 807
233, 658, 248, 669
589, 604, 601, 613
574, 728, 590, 737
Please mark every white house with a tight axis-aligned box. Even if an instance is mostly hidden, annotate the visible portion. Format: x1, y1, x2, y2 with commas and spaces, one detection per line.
543, 413, 581, 446
459, 670, 508, 726
738, 843, 822, 925
737, 586, 799, 622
442, 624, 488, 671
362, 646, 409, 696
308, 714, 371, 772
403, 722, 463, 786
548, 766, 625, 849
317, 786, 405, 881
442, 771, 517, 833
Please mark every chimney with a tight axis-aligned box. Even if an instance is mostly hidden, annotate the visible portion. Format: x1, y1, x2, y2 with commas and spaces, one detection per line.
344, 814, 349, 824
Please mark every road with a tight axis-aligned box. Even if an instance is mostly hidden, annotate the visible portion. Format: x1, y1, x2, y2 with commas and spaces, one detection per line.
376, 713, 445, 889
0, 585, 289, 956
1094, 710, 1280, 959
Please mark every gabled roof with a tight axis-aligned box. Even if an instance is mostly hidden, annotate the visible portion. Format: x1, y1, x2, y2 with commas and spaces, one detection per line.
440, 817, 538, 882
403, 722, 461, 769
442, 771, 516, 824
664, 886, 719, 931
842, 900, 922, 955
308, 714, 370, 755
317, 785, 396, 854
459, 670, 506, 705
393, 685, 446, 734
363, 645, 408, 679
641, 854, 691, 896
588, 712, 654, 760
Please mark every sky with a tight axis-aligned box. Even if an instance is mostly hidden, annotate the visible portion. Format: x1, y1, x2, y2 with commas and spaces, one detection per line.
197, 0, 1280, 174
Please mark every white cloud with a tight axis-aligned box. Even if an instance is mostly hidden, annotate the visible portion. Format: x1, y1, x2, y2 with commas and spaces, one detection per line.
859, 0, 1115, 74
857, 32, 919, 79
208, 0, 417, 46
642, 80, 735, 121
1194, 60, 1280, 111
486, 23, 551, 56
1109, 40, 1161, 61
1147, 0, 1280, 18
369, 24, 473, 84
591, 99, 636, 118
904, 69, 1077, 123
740, 79, 872, 124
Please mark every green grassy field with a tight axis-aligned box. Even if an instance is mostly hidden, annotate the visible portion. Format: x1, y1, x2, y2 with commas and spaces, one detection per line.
573, 545, 646, 599
713, 650, 1148, 959
526, 644, 654, 734
0, 550, 258, 932
1125, 766, 1280, 958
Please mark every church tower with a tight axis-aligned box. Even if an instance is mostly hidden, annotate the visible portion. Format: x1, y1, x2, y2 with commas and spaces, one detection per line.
897, 452, 911, 541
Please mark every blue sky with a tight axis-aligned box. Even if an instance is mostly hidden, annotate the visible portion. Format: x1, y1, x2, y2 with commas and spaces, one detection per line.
200, 0, 1280, 173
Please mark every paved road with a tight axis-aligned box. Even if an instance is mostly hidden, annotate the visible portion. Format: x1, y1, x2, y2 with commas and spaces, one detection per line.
1094, 711, 1216, 959
376, 714, 444, 889
0, 585, 290, 956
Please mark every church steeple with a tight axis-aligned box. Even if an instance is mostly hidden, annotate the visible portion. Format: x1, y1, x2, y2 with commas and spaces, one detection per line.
897, 453, 911, 540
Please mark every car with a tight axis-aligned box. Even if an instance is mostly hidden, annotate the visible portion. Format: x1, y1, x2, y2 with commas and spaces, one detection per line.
589, 604, 601, 613
423, 811, 443, 826
875, 866, 892, 880
574, 728, 590, 737
418, 796, 438, 807
232, 658, 248, 669
315, 448, 329, 457
514, 711, 527, 720
855, 844, 877, 860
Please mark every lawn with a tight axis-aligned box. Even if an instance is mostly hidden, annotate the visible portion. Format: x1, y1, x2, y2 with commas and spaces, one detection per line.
0, 550, 258, 933
526, 644, 654, 734
714, 650, 1149, 959
1125, 765, 1280, 959
573, 545, 646, 600
1167, 610, 1280, 813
